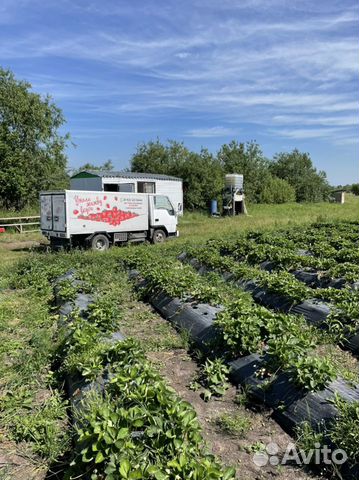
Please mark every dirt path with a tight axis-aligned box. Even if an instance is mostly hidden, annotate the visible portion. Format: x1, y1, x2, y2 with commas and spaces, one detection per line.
0, 441, 46, 480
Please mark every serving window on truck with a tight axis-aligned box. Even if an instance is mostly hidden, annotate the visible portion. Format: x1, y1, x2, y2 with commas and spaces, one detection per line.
119, 183, 135, 192
103, 183, 119, 192
137, 181, 155, 193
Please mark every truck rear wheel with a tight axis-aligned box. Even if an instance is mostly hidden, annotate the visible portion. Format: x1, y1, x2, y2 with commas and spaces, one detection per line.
152, 229, 167, 244
91, 234, 110, 251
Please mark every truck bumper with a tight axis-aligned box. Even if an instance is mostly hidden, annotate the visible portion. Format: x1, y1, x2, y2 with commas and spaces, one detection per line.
168, 230, 179, 239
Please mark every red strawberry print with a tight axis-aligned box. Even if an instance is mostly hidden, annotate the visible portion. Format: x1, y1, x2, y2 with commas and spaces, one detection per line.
76, 207, 138, 226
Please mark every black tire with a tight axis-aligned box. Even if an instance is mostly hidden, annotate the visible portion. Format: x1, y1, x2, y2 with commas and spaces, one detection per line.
91, 234, 110, 251
152, 229, 167, 244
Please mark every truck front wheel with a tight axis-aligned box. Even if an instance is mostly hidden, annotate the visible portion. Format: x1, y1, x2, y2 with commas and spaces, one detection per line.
152, 229, 167, 244
91, 234, 110, 251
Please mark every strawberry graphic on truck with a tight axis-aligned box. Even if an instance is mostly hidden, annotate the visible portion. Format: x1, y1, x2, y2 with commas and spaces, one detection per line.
40, 190, 178, 250
75, 206, 139, 226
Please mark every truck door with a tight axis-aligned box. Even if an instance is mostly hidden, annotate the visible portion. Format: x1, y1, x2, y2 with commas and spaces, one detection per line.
52, 194, 66, 232
40, 194, 53, 230
150, 195, 177, 234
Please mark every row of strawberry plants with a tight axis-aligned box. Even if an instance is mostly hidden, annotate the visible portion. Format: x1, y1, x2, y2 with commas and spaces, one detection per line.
70, 339, 236, 479
125, 248, 359, 478
15, 251, 235, 479
185, 244, 359, 344
215, 236, 359, 283
55, 268, 236, 480
125, 248, 337, 392
247, 221, 359, 251
243, 221, 359, 269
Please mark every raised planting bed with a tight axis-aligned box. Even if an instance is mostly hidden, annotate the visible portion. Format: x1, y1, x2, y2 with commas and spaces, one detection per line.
124, 247, 359, 479
53, 271, 235, 479
179, 250, 359, 356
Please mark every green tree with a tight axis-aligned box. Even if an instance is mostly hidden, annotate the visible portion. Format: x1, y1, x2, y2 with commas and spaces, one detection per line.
0, 67, 70, 210
131, 138, 173, 174
259, 176, 296, 204
72, 160, 114, 175
217, 140, 270, 203
270, 149, 330, 202
351, 184, 359, 196
131, 139, 223, 210
180, 148, 223, 210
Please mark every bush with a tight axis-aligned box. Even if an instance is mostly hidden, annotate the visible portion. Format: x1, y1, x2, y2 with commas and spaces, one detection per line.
270, 149, 330, 202
259, 176, 296, 204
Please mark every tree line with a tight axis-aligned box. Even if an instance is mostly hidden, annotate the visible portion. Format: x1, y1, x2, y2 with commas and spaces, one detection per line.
0, 66, 349, 211
130, 139, 331, 210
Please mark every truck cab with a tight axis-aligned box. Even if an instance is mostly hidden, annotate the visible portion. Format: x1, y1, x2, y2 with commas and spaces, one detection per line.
149, 195, 177, 243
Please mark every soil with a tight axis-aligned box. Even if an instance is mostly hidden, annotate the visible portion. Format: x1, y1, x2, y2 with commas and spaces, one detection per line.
148, 349, 322, 480
0, 240, 42, 251
0, 440, 46, 480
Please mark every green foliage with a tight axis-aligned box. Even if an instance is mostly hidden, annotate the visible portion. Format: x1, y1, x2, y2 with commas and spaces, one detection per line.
290, 356, 336, 392
181, 149, 224, 210
259, 175, 296, 204
216, 412, 252, 438
270, 149, 330, 202
131, 139, 223, 210
71, 159, 114, 175
351, 183, 359, 196
0, 259, 70, 467
295, 421, 325, 458
217, 140, 270, 203
0, 66, 69, 209
215, 299, 268, 356
329, 395, 359, 463
7, 391, 70, 462
126, 246, 337, 392
131, 138, 328, 209
200, 358, 230, 401
68, 339, 235, 480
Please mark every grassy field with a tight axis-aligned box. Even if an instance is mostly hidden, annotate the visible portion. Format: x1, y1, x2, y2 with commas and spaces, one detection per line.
178, 194, 359, 241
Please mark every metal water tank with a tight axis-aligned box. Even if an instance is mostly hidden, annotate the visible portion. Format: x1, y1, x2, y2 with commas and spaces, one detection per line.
225, 174, 243, 190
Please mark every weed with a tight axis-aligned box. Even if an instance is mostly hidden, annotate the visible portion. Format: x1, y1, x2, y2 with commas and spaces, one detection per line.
216, 411, 252, 438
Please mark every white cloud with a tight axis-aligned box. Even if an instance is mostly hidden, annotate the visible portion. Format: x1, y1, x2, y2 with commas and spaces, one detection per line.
269, 127, 351, 140
184, 126, 238, 137
0, 1, 357, 147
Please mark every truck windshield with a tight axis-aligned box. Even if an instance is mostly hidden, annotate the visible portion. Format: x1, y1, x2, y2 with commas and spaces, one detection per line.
154, 195, 175, 215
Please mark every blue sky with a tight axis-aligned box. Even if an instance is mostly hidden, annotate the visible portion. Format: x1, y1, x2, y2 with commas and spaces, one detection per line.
0, 0, 358, 185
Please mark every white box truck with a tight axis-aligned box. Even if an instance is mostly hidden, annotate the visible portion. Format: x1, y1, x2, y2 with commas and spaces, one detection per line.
40, 190, 178, 250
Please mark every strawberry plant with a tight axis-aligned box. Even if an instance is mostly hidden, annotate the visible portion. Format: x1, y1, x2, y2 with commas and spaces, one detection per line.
290, 356, 336, 391
199, 358, 230, 401
67, 339, 236, 480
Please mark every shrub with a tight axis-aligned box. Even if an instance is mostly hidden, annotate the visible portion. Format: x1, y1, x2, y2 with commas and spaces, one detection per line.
259, 176, 296, 204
